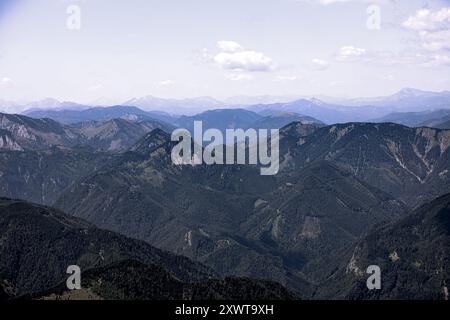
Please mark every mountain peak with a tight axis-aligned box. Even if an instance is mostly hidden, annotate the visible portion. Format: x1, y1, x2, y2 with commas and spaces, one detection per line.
309, 97, 326, 105
129, 128, 171, 155
146, 127, 169, 138
395, 88, 429, 97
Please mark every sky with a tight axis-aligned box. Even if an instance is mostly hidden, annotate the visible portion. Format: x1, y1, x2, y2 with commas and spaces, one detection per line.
0, 0, 450, 105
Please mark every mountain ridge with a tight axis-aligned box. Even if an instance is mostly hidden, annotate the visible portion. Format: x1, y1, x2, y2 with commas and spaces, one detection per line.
318, 193, 450, 299
0, 197, 294, 300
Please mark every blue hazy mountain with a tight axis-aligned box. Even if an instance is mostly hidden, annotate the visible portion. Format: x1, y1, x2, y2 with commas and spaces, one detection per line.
122, 96, 225, 115
23, 105, 324, 133
24, 105, 164, 124
344, 88, 450, 110
419, 114, 450, 129
246, 89, 450, 124
17, 88, 450, 126
247, 98, 387, 124
372, 109, 450, 127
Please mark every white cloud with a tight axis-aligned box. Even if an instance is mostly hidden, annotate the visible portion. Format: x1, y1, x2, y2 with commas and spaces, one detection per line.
419, 29, 450, 51
423, 53, 450, 67
403, 8, 450, 32
0, 77, 15, 89
335, 45, 367, 61
403, 8, 450, 52
316, 8, 450, 68
217, 41, 244, 53
312, 58, 330, 70
214, 41, 275, 72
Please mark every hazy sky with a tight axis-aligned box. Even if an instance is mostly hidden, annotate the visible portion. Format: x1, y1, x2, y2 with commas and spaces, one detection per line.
1, 0, 450, 104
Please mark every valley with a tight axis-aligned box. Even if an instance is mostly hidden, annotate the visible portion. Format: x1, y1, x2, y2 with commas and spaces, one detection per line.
0, 198, 293, 300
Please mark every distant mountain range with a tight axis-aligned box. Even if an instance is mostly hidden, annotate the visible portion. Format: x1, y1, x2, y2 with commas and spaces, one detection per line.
122, 88, 450, 114
0, 98, 89, 114
224, 95, 303, 106
342, 88, 450, 109
372, 109, 450, 128
23, 106, 325, 134
246, 89, 450, 125
433, 119, 450, 129
0, 88, 449, 300
1, 88, 448, 126
247, 99, 381, 124
123, 96, 225, 115
23, 105, 168, 125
